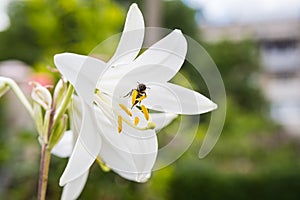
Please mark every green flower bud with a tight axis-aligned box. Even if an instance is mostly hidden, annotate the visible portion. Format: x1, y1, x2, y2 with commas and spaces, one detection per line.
53, 79, 67, 108
33, 102, 44, 136
96, 157, 111, 172
48, 114, 68, 150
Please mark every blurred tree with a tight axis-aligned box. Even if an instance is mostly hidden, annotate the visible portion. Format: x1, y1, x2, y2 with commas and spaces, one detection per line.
203, 40, 266, 112
163, 0, 199, 38
116, 0, 199, 37
0, 0, 124, 65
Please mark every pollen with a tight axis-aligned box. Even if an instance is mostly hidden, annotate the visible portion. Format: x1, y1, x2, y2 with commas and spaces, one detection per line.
117, 115, 122, 133
134, 116, 140, 125
119, 103, 132, 116
141, 105, 149, 121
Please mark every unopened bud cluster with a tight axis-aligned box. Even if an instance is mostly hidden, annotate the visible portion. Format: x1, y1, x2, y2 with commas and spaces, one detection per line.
31, 79, 71, 150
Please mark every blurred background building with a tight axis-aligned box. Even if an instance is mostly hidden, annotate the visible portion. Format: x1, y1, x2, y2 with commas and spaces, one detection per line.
200, 19, 300, 135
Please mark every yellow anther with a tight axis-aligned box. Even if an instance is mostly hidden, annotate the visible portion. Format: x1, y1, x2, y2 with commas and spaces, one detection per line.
134, 116, 140, 125
141, 105, 149, 121
119, 103, 132, 116
117, 115, 122, 133
131, 90, 138, 105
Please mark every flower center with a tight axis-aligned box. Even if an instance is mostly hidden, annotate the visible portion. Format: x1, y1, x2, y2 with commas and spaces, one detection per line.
94, 89, 156, 134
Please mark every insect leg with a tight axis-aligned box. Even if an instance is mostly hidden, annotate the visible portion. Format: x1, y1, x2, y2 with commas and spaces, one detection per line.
123, 89, 133, 98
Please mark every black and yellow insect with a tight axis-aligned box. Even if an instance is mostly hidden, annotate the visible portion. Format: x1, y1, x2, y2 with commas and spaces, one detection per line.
124, 83, 148, 109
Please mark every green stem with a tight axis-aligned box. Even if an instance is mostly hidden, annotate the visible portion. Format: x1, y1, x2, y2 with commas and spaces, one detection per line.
37, 143, 51, 200
0, 77, 33, 117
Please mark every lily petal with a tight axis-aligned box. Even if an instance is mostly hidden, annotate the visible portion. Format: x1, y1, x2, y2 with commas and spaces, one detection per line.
97, 112, 158, 182
131, 29, 187, 82
54, 53, 105, 87
51, 130, 74, 158
151, 113, 178, 131
108, 3, 144, 66
143, 82, 217, 115
60, 103, 101, 186
69, 95, 83, 139
98, 29, 187, 95
61, 171, 89, 200
54, 53, 106, 103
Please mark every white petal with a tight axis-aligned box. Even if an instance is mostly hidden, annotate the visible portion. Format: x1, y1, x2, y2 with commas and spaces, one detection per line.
54, 53, 105, 86
97, 115, 158, 182
60, 103, 101, 186
98, 29, 187, 95
51, 130, 74, 158
54, 53, 106, 103
131, 29, 187, 82
143, 82, 217, 115
69, 95, 83, 139
108, 3, 144, 66
61, 171, 89, 200
151, 113, 178, 131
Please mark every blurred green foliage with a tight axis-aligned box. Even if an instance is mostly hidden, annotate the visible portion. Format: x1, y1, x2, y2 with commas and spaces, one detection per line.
0, 0, 124, 65
203, 40, 266, 112
163, 0, 199, 38
1, 0, 300, 199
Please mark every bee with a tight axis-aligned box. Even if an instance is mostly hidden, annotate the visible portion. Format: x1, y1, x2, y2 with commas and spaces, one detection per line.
124, 82, 148, 109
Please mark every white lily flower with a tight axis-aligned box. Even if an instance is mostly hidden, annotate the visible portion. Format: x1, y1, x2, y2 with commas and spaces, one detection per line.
54, 3, 217, 198
58, 95, 177, 200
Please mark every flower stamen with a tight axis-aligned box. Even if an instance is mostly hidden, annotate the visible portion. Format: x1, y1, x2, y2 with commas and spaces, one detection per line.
141, 105, 149, 121
95, 87, 155, 134
119, 103, 132, 116
134, 116, 140, 125
117, 115, 122, 133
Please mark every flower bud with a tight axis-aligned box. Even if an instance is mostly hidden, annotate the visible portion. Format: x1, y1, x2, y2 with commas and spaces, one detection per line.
48, 114, 68, 150
33, 103, 43, 136
96, 157, 111, 172
30, 82, 52, 110
53, 79, 67, 108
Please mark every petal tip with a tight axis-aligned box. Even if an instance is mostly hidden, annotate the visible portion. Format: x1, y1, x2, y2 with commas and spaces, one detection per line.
211, 102, 218, 110
130, 3, 139, 9
136, 173, 151, 183
174, 29, 183, 34
129, 3, 141, 16
59, 177, 66, 187
53, 53, 62, 63
54, 52, 70, 61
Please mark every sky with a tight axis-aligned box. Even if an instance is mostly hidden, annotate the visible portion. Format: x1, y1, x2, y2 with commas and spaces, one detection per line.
183, 0, 300, 24
0, 0, 300, 31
